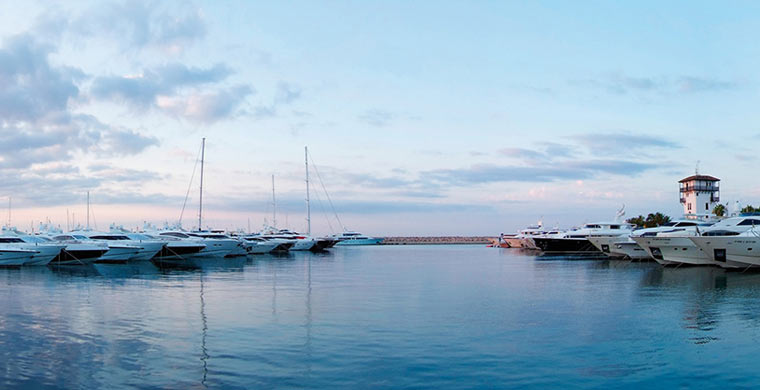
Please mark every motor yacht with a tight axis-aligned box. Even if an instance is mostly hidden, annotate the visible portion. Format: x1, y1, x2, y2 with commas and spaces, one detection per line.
688, 216, 760, 268
333, 231, 383, 246
83, 230, 167, 261
63, 232, 142, 263
260, 229, 319, 251
44, 234, 110, 265
153, 229, 239, 258
522, 229, 563, 250
0, 246, 38, 266
502, 224, 545, 248
0, 235, 66, 266
633, 215, 760, 266
589, 220, 712, 260
239, 236, 293, 254
533, 222, 635, 253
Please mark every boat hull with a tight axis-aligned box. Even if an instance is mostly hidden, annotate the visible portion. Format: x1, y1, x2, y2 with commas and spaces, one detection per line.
689, 236, 760, 269
24, 245, 66, 266
587, 236, 628, 258
128, 242, 166, 261
50, 248, 108, 265
632, 236, 717, 266
336, 238, 384, 246
532, 237, 600, 253
610, 241, 651, 260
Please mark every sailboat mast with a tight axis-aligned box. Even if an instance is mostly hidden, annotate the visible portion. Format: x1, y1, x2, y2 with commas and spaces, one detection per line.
272, 174, 276, 228
7, 197, 10, 228
86, 191, 90, 230
199, 137, 205, 231
305, 146, 311, 235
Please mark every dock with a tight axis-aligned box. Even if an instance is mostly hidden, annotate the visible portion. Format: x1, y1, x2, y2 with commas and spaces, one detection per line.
381, 236, 494, 245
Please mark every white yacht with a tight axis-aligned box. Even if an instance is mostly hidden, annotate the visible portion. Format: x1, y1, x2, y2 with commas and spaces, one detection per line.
334, 231, 383, 246
533, 222, 635, 253
153, 229, 241, 258
260, 228, 319, 251
501, 224, 545, 248
0, 246, 38, 266
689, 216, 760, 268
0, 236, 66, 266
44, 234, 110, 265
590, 220, 712, 260
64, 231, 142, 263
633, 216, 760, 266
522, 229, 564, 250
85, 231, 166, 261
239, 236, 293, 254
188, 231, 248, 257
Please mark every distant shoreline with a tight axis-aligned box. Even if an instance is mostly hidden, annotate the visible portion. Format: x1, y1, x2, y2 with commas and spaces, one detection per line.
380, 237, 494, 245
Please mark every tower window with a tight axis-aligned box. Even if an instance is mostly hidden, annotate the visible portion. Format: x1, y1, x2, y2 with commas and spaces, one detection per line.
706, 203, 708, 210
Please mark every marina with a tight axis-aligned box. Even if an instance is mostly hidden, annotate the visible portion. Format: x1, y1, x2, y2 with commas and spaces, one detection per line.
1, 1, 759, 388
2, 245, 759, 389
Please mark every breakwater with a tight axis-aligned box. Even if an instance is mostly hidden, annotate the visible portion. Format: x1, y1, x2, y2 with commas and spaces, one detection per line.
381, 236, 493, 245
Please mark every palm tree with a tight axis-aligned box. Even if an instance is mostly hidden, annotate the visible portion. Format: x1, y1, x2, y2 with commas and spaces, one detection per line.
626, 215, 646, 228
741, 205, 757, 214
713, 204, 727, 217
644, 212, 671, 228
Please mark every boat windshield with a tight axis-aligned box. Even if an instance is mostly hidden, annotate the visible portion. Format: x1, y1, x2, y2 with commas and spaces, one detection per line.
0, 237, 24, 243
161, 232, 190, 239
91, 235, 131, 240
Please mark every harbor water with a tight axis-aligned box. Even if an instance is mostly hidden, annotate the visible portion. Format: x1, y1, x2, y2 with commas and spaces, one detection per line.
1, 245, 759, 389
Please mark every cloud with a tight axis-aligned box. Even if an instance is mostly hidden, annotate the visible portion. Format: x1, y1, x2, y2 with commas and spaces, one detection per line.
571, 132, 680, 155
156, 85, 253, 123
0, 33, 161, 209
0, 34, 83, 123
274, 82, 301, 105
425, 159, 658, 185
91, 63, 254, 123
572, 73, 740, 95
73, 1, 206, 53
91, 63, 233, 108
101, 128, 160, 155
358, 109, 393, 127
499, 147, 548, 162
251, 81, 302, 119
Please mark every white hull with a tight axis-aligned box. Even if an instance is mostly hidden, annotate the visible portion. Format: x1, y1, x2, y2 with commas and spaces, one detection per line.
632, 236, 716, 266
98, 246, 141, 262
587, 236, 628, 258
247, 242, 281, 254
0, 249, 36, 266
24, 245, 66, 266
610, 241, 651, 260
689, 235, 760, 269
195, 239, 241, 258
336, 238, 383, 246
128, 242, 166, 261
291, 239, 318, 251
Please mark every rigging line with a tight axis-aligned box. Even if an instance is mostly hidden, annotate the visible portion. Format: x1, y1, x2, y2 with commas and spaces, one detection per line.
179, 143, 203, 227
309, 177, 335, 233
308, 154, 344, 231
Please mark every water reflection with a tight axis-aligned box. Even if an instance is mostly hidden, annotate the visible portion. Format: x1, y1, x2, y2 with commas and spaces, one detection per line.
639, 266, 760, 344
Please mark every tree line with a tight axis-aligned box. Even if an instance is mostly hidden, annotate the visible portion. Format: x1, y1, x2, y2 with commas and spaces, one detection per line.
626, 213, 671, 228
626, 205, 758, 228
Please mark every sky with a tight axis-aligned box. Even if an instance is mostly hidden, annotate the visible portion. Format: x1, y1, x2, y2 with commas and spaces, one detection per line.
0, 0, 758, 236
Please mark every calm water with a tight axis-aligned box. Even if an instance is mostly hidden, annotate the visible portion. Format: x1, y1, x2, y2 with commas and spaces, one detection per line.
2, 246, 760, 389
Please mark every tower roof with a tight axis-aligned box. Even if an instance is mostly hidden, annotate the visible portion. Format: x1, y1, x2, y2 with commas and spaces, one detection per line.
679, 174, 720, 183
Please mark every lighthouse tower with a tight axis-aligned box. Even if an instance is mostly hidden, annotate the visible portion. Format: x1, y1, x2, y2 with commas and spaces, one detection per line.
679, 173, 720, 220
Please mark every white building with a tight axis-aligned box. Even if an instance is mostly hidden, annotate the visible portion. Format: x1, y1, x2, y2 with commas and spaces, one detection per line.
679, 174, 720, 220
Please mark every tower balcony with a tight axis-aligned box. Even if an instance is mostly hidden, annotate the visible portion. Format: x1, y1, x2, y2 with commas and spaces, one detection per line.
680, 185, 719, 192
